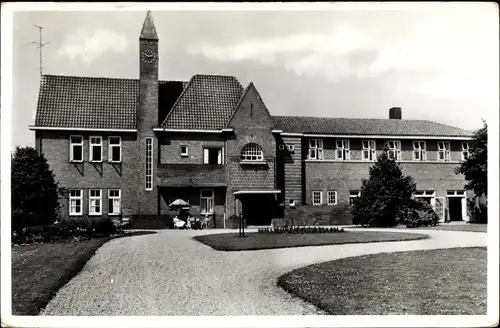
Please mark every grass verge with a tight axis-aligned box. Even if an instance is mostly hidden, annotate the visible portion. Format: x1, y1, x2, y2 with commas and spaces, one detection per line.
278, 247, 487, 315
193, 230, 429, 251
11, 231, 155, 315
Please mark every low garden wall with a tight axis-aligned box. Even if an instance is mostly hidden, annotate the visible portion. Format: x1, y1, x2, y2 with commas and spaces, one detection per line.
129, 214, 175, 230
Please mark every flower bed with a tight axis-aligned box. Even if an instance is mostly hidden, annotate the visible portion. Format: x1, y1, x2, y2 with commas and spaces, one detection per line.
258, 226, 345, 234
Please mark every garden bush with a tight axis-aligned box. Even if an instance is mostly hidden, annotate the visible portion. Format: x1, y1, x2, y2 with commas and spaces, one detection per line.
401, 199, 440, 228
258, 226, 345, 234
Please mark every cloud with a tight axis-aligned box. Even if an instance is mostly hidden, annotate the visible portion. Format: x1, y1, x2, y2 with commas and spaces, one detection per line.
57, 28, 129, 64
187, 17, 497, 103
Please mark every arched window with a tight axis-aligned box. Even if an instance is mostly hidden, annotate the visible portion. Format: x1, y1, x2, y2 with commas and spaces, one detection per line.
240, 143, 264, 161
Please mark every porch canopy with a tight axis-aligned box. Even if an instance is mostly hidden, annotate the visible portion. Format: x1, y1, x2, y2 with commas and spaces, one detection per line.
233, 190, 281, 195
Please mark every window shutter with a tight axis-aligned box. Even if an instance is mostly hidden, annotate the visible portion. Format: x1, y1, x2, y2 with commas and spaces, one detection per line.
217, 149, 222, 164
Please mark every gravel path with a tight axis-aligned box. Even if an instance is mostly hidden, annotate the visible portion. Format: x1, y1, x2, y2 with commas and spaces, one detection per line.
40, 228, 487, 316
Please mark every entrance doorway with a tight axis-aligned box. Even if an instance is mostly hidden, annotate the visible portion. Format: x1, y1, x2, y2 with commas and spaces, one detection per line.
238, 194, 278, 226
448, 197, 463, 221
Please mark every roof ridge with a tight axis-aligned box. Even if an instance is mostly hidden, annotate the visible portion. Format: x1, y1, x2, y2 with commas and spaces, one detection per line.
272, 115, 437, 123
41, 74, 139, 82
160, 75, 196, 127
192, 73, 240, 79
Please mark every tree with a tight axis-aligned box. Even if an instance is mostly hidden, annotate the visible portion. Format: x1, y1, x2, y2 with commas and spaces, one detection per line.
454, 120, 487, 197
352, 149, 417, 227
454, 120, 487, 222
11, 146, 60, 235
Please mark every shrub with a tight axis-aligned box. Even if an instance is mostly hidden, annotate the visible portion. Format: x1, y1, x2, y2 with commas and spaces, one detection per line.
352, 150, 416, 227
257, 226, 345, 234
91, 217, 117, 237
402, 199, 440, 228
11, 146, 60, 235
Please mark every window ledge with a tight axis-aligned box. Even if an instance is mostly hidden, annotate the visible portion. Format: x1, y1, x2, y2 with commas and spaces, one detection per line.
70, 160, 84, 164
89, 160, 103, 164
109, 161, 122, 164
239, 161, 267, 165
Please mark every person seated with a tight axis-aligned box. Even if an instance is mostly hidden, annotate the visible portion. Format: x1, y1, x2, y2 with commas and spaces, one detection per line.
173, 216, 185, 229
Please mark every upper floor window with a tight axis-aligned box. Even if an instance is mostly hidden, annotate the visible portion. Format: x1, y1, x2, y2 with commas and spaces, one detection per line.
362, 140, 376, 161
308, 139, 324, 160
204, 147, 223, 164
437, 141, 450, 161
241, 143, 263, 161
181, 145, 189, 157
385, 141, 401, 161
312, 191, 322, 205
461, 142, 470, 160
413, 141, 426, 161
69, 136, 83, 162
109, 137, 122, 163
336, 140, 350, 160
327, 191, 337, 205
89, 136, 103, 163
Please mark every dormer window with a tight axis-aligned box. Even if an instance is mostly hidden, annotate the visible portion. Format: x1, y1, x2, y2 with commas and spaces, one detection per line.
461, 142, 470, 160
413, 141, 426, 161
336, 140, 350, 160
437, 141, 450, 161
241, 143, 263, 162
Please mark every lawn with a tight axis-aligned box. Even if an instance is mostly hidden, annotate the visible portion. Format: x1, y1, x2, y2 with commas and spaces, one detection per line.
404, 223, 487, 233
278, 247, 487, 315
193, 230, 429, 251
11, 231, 155, 315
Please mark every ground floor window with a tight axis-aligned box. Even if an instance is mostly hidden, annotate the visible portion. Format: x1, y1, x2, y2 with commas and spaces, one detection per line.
327, 191, 337, 205
312, 191, 322, 205
108, 189, 121, 215
89, 189, 102, 215
414, 190, 435, 205
349, 190, 361, 205
69, 189, 82, 216
200, 189, 214, 214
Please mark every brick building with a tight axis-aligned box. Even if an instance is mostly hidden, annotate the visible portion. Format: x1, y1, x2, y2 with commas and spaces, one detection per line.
29, 12, 474, 227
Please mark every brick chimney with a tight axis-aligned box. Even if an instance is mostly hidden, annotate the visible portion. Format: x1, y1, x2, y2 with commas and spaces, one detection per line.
389, 107, 402, 120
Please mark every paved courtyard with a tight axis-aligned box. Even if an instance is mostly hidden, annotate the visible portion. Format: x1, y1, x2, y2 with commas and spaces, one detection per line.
40, 228, 487, 316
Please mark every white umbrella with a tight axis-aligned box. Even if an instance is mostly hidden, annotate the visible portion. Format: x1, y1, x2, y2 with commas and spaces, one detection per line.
169, 199, 189, 209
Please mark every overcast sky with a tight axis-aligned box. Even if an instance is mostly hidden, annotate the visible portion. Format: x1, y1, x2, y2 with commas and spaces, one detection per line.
7, 3, 499, 148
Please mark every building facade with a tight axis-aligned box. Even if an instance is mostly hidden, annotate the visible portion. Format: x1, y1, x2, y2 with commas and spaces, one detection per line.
29, 12, 474, 227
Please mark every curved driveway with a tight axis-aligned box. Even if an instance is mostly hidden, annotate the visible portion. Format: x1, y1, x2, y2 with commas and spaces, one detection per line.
40, 228, 487, 316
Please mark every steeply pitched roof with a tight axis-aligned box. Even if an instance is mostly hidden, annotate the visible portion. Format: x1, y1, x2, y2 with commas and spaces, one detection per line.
161, 74, 244, 130
34, 75, 187, 129
271, 116, 473, 137
140, 11, 158, 40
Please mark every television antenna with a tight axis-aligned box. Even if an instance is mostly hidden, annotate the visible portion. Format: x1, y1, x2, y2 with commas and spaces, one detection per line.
26, 25, 50, 76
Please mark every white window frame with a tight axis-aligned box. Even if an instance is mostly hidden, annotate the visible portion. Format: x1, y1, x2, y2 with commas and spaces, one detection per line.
308, 139, 324, 160
362, 140, 376, 161
108, 189, 121, 216
386, 140, 401, 161
89, 189, 102, 216
69, 135, 84, 163
203, 147, 224, 164
412, 141, 427, 161
312, 191, 323, 206
181, 145, 189, 157
437, 141, 451, 162
336, 140, 350, 160
69, 189, 83, 216
461, 142, 470, 161
349, 191, 361, 205
240, 143, 264, 161
200, 189, 214, 214
145, 138, 153, 191
108, 136, 122, 163
327, 191, 337, 206
89, 136, 103, 163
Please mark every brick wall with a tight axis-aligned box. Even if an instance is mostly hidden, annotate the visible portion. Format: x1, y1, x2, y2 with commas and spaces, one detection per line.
278, 136, 303, 206
284, 204, 353, 226
304, 161, 467, 204
225, 83, 277, 217
37, 131, 139, 218
159, 134, 225, 164
157, 164, 226, 186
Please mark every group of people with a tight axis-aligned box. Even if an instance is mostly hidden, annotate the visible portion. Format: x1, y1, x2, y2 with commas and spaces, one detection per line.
173, 209, 210, 230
